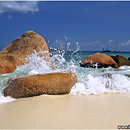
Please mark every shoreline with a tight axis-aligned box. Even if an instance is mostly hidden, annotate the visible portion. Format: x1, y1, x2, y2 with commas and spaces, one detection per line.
0, 93, 130, 129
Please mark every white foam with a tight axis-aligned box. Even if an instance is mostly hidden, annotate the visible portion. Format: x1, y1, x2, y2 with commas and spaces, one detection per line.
71, 73, 130, 95
70, 81, 88, 95
0, 93, 15, 104
119, 66, 130, 70
51, 54, 65, 65
18, 50, 55, 75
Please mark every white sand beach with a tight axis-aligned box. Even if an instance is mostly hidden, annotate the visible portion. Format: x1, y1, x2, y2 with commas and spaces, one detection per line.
0, 93, 130, 129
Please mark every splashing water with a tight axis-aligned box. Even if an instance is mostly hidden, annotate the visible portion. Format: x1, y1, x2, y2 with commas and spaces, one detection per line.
20, 50, 55, 75
0, 38, 130, 103
49, 38, 130, 95
0, 49, 56, 103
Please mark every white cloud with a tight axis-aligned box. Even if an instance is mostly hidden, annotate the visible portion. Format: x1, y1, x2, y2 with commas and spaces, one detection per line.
86, 41, 102, 45
78, 40, 103, 51
93, 41, 101, 44
0, 1, 39, 14
108, 39, 113, 43
121, 40, 130, 46
8, 14, 12, 19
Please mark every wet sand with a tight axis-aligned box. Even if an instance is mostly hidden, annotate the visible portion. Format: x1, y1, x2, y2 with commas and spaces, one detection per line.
0, 93, 130, 129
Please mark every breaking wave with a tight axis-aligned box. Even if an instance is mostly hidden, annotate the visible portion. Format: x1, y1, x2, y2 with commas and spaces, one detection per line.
0, 37, 130, 103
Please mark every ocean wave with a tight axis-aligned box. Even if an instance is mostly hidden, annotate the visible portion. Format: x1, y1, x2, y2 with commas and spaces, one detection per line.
0, 45, 130, 103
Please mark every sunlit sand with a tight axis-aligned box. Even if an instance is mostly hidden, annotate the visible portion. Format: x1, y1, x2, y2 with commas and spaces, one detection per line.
0, 93, 130, 129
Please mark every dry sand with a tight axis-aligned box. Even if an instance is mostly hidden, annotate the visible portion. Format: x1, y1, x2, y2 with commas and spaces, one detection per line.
0, 93, 130, 129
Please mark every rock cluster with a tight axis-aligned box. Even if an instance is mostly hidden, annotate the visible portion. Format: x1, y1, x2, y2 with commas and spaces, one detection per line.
80, 52, 130, 69
80, 53, 118, 68
2, 30, 130, 99
2, 31, 77, 98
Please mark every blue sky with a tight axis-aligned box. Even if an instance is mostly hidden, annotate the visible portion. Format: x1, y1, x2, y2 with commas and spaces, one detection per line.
0, 1, 130, 51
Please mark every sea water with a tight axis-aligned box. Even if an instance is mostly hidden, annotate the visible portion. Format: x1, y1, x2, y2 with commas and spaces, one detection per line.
51, 50, 130, 95
0, 44, 130, 103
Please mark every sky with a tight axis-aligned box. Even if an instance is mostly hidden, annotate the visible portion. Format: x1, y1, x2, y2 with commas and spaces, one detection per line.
0, 1, 130, 51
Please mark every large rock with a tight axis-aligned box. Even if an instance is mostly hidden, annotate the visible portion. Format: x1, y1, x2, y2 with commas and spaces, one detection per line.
0, 54, 17, 73
3, 72, 77, 98
128, 57, 130, 61
110, 55, 130, 67
0, 31, 55, 74
80, 53, 118, 68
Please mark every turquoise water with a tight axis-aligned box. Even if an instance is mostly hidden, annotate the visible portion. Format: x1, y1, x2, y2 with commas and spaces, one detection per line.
51, 50, 130, 95
0, 50, 130, 103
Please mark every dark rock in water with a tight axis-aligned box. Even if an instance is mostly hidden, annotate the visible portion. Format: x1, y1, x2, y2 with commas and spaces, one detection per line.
101, 73, 112, 79
0, 30, 55, 74
110, 55, 130, 67
124, 74, 130, 78
80, 53, 118, 68
128, 57, 130, 61
3, 72, 77, 99
101, 73, 113, 88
